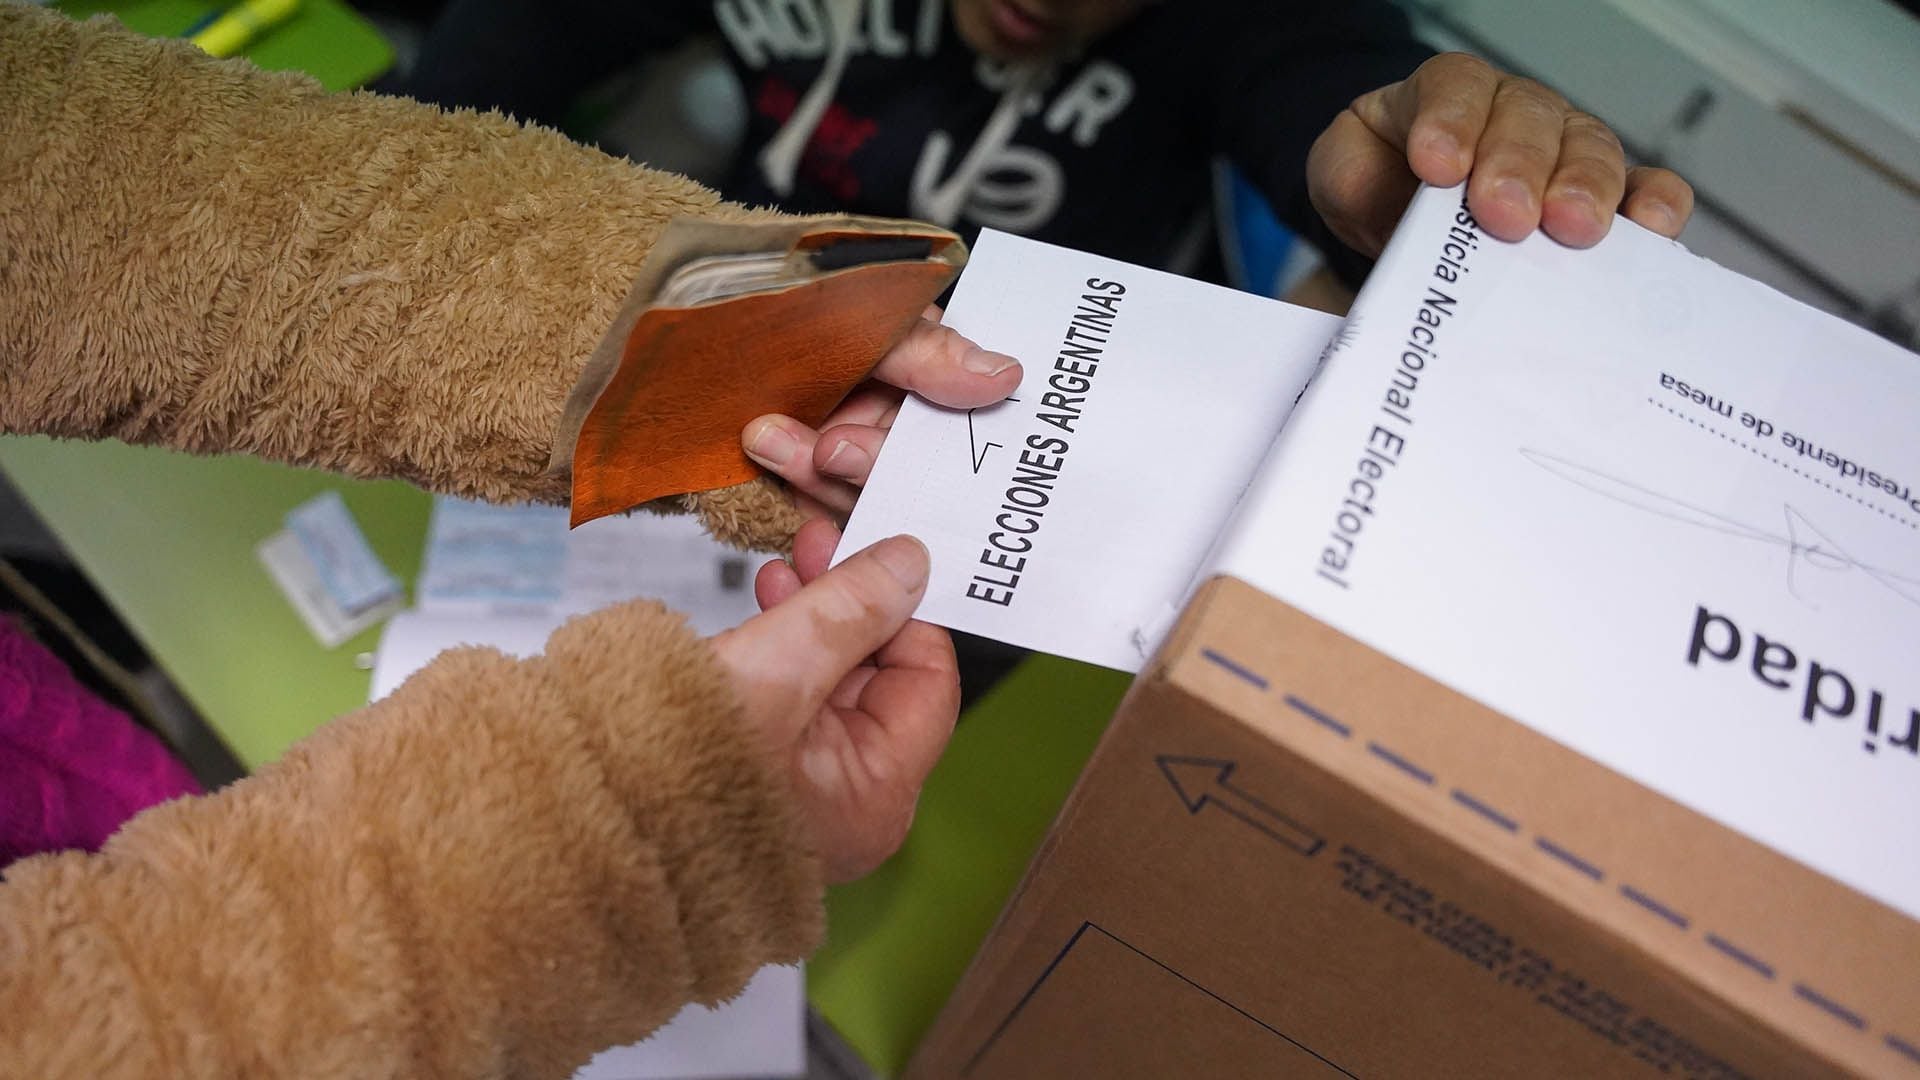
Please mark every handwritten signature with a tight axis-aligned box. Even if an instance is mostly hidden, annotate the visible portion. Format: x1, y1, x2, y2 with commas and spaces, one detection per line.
1521, 448, 1920, 611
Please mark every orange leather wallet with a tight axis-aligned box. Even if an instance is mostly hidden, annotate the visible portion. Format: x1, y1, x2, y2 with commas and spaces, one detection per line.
552, 216, 966, 526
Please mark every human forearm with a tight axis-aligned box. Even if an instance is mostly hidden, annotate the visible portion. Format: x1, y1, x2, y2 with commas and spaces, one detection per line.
0, 599, 823, 1078
0, 8, 748, 508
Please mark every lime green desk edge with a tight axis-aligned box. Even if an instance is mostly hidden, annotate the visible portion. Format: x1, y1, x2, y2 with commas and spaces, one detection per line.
59, 0, 394, 93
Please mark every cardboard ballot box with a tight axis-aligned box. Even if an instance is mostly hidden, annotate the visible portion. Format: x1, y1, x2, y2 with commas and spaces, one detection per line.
870, 188, 1920, 1078
908, 578, 1917, 1077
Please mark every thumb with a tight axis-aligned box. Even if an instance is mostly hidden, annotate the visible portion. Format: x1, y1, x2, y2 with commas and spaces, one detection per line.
719, 535, 931, 710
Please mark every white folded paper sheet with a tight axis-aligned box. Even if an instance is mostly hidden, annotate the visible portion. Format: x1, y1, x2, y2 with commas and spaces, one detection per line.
838, 229, 1341, 672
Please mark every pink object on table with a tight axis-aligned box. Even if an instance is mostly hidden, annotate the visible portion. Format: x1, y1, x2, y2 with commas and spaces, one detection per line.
0, 618, 201, 867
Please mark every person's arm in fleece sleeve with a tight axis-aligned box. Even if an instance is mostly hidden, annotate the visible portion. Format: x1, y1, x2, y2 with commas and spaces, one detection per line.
0, 525, 950, 1078
0, 6, 787, 547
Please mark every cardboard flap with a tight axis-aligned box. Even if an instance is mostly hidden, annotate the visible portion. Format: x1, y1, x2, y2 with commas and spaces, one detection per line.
1157, 576, 1920, 1077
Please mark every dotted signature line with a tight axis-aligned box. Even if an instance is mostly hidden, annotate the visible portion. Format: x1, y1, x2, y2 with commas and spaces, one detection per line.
1647, 398, 1917, 531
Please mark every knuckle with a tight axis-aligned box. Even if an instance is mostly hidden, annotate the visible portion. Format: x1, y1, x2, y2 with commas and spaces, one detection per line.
1564, 112, 1624, 153
1427, 51, 1492, 82
920, 324, 973, 386
891, 317, 945, 361
1407, 99, 1477, 142
1324, 156, 1375, 211
1555, 152, 1624, 189
864, 819, 912, 871
932, 320, 969, 354
838, 564, 896, 618
1496, 76, 1568, 118
801, 571, 885, 636
844, 797, 917, 874
1312, 124, 1381, 208
1409, 52, 1497, 113
891, 797, 921, 847
1556, 166, 1621, 203
939, 669, 962, 717
1347, 87, 1391, 129
1632, 167, 1696, 206
1490, 138, 1559, 175
894, 324, 945, 374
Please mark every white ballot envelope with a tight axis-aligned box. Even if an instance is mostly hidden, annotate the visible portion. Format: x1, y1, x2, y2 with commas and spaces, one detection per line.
838, 230, 1341, 672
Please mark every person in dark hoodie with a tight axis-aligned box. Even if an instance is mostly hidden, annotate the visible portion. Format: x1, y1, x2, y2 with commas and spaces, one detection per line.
393, 0, 1692, 279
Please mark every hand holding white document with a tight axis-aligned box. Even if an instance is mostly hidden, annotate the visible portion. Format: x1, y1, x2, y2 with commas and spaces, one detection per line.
837, 230, 1342, 672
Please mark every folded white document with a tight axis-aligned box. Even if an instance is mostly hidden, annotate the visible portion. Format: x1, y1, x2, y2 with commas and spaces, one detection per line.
837, 229, 1341, 671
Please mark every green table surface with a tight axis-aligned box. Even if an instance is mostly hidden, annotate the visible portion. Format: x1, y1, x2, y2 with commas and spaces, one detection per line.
60, 0, 393, 92
4, 8, 1122, 1071
0, 438, 430, 767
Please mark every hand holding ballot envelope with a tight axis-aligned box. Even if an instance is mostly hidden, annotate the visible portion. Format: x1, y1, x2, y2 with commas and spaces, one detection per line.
741, 307, 1023, 526
703, 308, 1020, 883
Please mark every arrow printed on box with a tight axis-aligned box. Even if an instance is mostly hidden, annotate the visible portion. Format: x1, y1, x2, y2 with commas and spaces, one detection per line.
1156, 756, 1324, 856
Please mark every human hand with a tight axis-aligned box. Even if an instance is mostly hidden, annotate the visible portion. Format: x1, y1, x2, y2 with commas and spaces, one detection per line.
743, 307, 1020, 525
709, 519, 956, 882
1307, 52, 1695, 255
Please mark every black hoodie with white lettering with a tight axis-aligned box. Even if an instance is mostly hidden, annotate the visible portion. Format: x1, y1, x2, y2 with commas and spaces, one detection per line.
396, 0, 1431, 282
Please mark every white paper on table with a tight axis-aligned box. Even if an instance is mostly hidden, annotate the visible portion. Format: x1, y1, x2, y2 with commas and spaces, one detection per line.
371, 500, 801, 1079
368, 610, 566, 700
838, 229, 1342, 672
572, 966, 806, 1080
413, 500, 761, 633
257, 530, 404, 649
283, 491, 401, 615
376, 501, 764, 700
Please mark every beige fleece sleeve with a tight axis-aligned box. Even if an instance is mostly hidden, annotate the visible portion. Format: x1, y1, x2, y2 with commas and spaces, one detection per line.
0, 6, 803, 549
0, 598, 825, 1079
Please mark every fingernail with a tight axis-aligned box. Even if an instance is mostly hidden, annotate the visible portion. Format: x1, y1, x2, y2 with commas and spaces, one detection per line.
1642, 200, 1678, 235
1554, 184, 1605, 229
745, 418, 797, 465
1555, 184, 1596, 211
1493, 177, 1534, 212
821, 439, 872, 479
961, 346, 1019, 378
1425, 130, 1465, 173
871, 535, 929, 590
